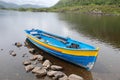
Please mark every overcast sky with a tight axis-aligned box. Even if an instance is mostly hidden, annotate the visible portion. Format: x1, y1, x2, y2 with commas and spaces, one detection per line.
0, 0, 59, 7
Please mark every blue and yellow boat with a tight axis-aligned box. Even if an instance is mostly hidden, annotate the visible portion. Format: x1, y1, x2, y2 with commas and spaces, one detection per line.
25, 29, 99, 70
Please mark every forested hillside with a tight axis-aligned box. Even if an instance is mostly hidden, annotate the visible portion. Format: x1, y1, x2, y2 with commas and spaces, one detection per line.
55, 0, 120, 7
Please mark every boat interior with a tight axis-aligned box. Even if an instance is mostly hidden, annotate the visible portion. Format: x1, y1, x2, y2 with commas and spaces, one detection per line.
27, 29, 96, 50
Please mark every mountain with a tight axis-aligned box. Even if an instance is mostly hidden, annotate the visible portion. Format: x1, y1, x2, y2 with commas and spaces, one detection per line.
0, 1, 19, 8
0, 1, 45, 9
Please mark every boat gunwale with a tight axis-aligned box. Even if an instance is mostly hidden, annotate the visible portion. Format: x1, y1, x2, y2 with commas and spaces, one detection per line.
27, 33, 99, 51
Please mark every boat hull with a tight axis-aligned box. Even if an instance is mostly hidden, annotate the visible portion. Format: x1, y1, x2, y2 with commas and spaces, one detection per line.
26, 34, 98, 70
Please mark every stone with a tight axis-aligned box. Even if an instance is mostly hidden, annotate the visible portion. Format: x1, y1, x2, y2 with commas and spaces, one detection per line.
42, 60, 52, 69
10, 51, 16, 56
33, 61, 38, 65
32, 66, 41, 73
22, 53, 27, 57
30, 55, 38, 61
59, 75, 68, 80
28, 48, 35, 53
15, 42, 22, 47
24, 41, 29, 46
47, 70, 58, 77
34, 68, 47, 77
25, 65, 35, 72
68, 74, 83, 80
1, 49, 3, 51
52, 71, 64, 80
37, 55, 44, 61
23, 60, 31, 65
51, 65, 63, 71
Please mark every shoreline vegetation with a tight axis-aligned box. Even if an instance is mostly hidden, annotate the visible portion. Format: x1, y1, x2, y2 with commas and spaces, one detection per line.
0, 0, 120, 16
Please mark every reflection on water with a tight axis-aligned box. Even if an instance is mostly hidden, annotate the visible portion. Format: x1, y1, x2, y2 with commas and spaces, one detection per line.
26, 39, 93, 80
59, 13, 120, 48
0, 10, 120, 80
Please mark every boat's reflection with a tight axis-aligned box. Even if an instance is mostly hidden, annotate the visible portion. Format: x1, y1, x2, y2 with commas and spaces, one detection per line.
25, 38, 93, 80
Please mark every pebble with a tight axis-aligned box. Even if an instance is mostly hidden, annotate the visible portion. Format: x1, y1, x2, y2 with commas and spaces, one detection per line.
24, 65, 35, 72
32, 66, 41, 73
34, 68, 47, 77
24, 41, 29, 46
22, 53, 27, 57
51, 65, 63, 71
28, 48, 36, 53
15, 42, 22, 47
23, 60, 31, 65
9, 50, 16, 56
47, 70, 58, 77
42, 60, 52, 69
37, 55, 44, 61
68, 74, 83, 80
30, 55, 38, 61
1, 49, 3, 51
52, 71, 64, 80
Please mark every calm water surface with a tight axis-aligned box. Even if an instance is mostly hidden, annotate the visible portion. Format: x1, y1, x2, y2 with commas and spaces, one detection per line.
0, 10, 120, 80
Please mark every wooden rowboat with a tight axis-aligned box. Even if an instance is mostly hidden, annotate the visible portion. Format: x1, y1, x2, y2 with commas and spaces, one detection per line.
25, 29, 99, 70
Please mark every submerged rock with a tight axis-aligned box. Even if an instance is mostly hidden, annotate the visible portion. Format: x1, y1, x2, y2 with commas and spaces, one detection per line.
28, 48, 36, 53
68, 74, 83, 80
24, 65, 35, 72
51, 65, 63, 71
15, 42, 22, 47
42, 60, 52, 69
23, 60, 31, 65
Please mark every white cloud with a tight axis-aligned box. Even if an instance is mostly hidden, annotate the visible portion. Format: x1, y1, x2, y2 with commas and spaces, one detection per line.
0, 0, 59, 7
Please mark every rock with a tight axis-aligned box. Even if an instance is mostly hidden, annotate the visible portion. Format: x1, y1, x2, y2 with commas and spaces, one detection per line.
9, 51, 16, 56
22, 53, 27, 57
32, 66, 41, 73
59, 74, 68, 80
51, 65, 63, 71
24, 65, 35, 72
47, 70, 58, 77
28, 48, 36, 53
1, 49, 3, 51
68, 74, 83, 80
52, 71, 64, 80
33, 61, 38, 65
37, 55, 44, 61
34, 68, 47, 77
23, 60, 31, 65
42, 60, 52, 69
24, 41, 29, 46
30, 55, 38, 61
15, 42, 22, 47
30, 55, 44, 61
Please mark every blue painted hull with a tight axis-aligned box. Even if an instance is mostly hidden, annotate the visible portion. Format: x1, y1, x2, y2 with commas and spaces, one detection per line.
28, 38, 96, 70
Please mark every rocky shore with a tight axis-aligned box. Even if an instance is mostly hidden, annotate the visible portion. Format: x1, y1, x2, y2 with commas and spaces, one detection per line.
9, 41, 84, 80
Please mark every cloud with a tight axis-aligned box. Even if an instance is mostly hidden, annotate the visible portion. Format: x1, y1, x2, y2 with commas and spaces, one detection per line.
0, 0, 59, 7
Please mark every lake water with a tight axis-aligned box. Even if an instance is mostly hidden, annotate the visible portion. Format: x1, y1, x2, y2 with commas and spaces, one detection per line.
0, 10, 120, 80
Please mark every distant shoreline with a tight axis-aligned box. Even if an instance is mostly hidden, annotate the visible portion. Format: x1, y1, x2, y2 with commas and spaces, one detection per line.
1, 5, 120, 16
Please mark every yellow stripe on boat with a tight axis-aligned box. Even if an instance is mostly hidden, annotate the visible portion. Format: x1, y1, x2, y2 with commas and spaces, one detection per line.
27, 34, 99, 57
